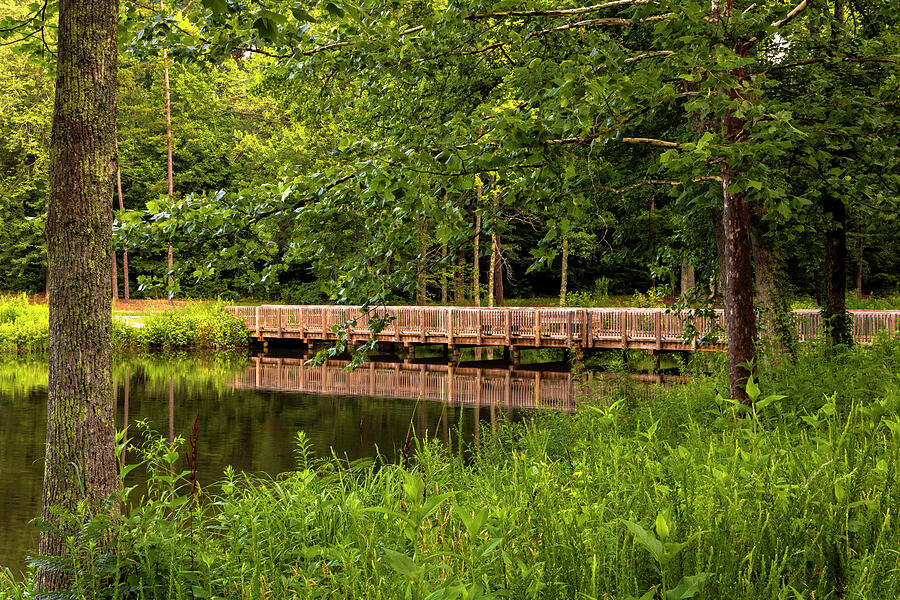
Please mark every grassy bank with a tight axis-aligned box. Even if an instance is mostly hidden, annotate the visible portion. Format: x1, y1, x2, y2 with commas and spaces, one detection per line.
3, 337, 898, 599
0, 296, 246, 351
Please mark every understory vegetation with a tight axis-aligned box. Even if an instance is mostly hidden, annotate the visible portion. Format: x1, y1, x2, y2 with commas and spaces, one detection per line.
113, 305, 248, 350
0, 297, 246, 351
0, 295, 48, 352
2, 337, 897, 600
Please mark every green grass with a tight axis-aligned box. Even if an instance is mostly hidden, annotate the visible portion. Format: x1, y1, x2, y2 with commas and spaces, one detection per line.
4, 336, 899, 599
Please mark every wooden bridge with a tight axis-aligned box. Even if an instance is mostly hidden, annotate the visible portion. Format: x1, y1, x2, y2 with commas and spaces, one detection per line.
232, 357, 579, 412
225, 305, 899, 352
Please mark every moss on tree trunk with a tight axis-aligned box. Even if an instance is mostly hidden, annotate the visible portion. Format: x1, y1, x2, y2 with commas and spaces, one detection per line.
38, 0, 119, 593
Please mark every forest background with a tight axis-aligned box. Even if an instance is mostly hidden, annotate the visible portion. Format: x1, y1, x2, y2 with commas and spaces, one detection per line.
2, 0, 898, 310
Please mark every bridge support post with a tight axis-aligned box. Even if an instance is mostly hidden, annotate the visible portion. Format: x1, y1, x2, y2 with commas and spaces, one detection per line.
448, 345, 460, 365
511, 347, 521, 366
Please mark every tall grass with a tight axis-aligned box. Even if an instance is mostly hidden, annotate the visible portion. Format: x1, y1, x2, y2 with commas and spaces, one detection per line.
4, 337, 899, 599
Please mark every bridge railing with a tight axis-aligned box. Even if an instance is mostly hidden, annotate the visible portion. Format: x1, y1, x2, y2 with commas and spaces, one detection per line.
225, 305, 899, 349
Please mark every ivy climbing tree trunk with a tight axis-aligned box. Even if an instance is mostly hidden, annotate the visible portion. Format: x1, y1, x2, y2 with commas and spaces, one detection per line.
751, 218, 794, 357
38, 0, 119, 594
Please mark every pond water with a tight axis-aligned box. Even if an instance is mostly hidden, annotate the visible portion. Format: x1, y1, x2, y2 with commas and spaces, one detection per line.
0, 352, 576, 575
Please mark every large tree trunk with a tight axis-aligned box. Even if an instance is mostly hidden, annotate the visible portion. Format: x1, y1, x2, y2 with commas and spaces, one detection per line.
115, 136, 129, 300
161, 0, 175, 309
751, 217, 794, 356
713, 0, 757, 402
559, 238, 568, 306
38, 0, 119, 593
441, 242, 448, 304
822, 192, 852, 345
488, 235, 496, 308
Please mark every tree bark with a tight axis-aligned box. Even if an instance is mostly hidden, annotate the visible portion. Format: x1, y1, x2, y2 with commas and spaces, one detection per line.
679, 261, 695, 295
822, 192, 852, 345
38, 0, 119, 593
559, 238, 569, 306
751, 210, 794, 356
713, 0, 757, 402
115, 136, 129, 300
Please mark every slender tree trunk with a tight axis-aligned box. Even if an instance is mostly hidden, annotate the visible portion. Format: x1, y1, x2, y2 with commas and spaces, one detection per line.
494, 235, 504, 307
822, 192, 852, 345
38, 0, 119, 593
488, 235, 496, 308
856, 214, 863, 300
441, 242, 448, 304
416, 215, 426, 304
473, 185, 481, 307
559, 239, 569, 306
111, 252, 118, 300
680, 261, 695, 295
160, 0, 175, 309
115, 136, 129, 300
454, 248, 466, 304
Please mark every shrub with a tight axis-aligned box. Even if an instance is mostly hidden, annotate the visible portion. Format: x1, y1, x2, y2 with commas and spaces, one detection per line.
0, 295, 49, 352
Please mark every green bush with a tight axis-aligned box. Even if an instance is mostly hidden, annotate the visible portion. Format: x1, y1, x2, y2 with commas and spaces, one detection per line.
139, 304, 248, 349
0, 294, 49, 351
8, 338, 899, 599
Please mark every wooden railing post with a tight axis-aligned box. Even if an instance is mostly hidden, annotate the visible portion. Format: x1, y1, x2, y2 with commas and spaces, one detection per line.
505, 308, 511, 346
420, 307, 426, 342
535, 309, 541, 347
254, 306, 260, 338
655, 310, 662, 350
447, 307, 453, 344
477, 309, 483, 345
566, 310, 573, 347
276, 307, 283, 338
620, 311, 627, 348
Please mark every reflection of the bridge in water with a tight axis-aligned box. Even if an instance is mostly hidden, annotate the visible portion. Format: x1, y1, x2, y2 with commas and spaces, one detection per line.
233, 357, 579, 412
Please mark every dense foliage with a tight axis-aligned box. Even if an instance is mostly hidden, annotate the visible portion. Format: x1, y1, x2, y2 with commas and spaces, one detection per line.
1, 336, 898, 599
1, 1, 898, 306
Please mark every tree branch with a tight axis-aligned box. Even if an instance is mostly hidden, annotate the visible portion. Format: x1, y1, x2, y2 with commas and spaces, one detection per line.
772, 0, 808, 29
530, 14, 671, 37
467, 1, 649, 20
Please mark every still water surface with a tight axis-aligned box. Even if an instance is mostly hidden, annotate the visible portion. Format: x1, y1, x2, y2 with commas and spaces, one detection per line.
0, 352, 573, 574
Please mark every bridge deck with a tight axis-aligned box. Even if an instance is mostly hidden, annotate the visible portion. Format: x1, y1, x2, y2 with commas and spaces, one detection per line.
225, 305, 899, 352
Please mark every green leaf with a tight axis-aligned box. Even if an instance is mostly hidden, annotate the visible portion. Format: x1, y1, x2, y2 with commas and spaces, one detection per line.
665, 573, 710, 600
382, 548, 418, 579
623, 520, 664, 564
324, 2, 345, 18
